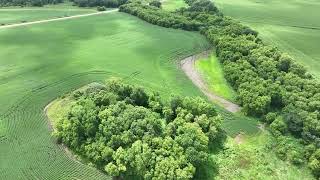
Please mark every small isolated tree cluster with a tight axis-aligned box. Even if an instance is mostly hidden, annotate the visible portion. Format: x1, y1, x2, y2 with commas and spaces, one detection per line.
120, 0, 320, 177
0, 0, 62, 7
54, 79, 223, 179
97, 6, 106, 11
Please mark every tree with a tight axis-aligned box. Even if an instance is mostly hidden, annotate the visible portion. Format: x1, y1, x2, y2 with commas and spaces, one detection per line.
149, 0, 161, 8
55, 80, 223, 179
97, 6, 106, 11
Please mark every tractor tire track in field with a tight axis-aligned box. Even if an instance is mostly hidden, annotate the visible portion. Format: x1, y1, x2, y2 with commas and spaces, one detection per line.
180, 52, 241, 113
0, 9, 118, 29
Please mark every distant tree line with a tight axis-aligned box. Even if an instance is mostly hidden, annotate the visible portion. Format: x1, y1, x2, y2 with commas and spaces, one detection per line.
0, 0, 127, 7
70, 0, 128, 8
0, 0, 62, 6
54, 80, 223, 179
120, 0, 320, 177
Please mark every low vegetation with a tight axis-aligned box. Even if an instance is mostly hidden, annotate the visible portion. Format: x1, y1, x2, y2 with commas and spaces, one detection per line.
195, 52, 236, 101
120, 0, 320, 177
214, 131, 314, 179
53, 79, 223, 179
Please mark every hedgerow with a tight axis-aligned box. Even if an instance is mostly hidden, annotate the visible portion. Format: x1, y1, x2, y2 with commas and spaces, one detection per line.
120, 0, 320, 177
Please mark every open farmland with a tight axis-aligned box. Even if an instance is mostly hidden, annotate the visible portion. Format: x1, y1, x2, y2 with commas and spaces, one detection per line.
0, 4, 95, 24
0, 11, 211, 179
215, 0, 320, 78
0, 0, 319, 178
0, 9, 95, 24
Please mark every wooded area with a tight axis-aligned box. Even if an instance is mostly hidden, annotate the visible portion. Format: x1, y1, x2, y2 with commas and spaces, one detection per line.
54, 80, 223, 179
120, 0, 320, 177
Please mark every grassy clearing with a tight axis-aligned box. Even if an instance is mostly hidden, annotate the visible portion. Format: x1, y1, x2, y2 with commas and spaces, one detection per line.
196, 52, 236, 101
213, 131, 314, 180
215, 0, 320, 78
195, 131, 314, 180
162, 0, 187, 11
0, 11, 212, 179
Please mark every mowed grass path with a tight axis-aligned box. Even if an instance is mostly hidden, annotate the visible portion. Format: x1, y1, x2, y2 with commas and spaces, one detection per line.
0, 12, 211, 179
215, 0, 320, 78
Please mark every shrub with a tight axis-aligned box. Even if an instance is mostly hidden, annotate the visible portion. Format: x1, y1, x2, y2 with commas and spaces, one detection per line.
97, 6, 106, 11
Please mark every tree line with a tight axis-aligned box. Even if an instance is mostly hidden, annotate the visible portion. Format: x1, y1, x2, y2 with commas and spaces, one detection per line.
119, 1, 201, 31
0, 0, 62, 6
0, 0, 127, 7
120, 0, 320, 177
54, 79, 223, 179
70, 0, 127, 8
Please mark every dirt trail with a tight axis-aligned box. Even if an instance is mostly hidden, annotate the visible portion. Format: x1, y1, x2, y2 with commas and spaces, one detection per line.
0, 9, 118, 29
180, 52, 241, 113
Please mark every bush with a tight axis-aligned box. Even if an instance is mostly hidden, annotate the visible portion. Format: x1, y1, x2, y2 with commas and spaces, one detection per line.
97, 6, 106, 11
149, 0, 161, 8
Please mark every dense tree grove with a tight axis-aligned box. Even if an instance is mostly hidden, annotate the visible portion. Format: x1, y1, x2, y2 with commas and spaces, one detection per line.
119, 2, 201, 31
54, 80, 223, 179
120, 0, 320, 177
70, 0, 127, 8
0, 0, 62, 6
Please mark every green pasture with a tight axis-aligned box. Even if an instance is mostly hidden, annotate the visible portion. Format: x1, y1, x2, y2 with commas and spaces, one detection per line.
215, 0, 320, 78
196, 52, 236, 101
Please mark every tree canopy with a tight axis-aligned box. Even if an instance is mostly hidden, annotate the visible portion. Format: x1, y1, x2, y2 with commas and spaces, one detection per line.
120, 0, 320, 177
54, 80, 223, 179
71, 0, 128, 8
0, 0, 62, 6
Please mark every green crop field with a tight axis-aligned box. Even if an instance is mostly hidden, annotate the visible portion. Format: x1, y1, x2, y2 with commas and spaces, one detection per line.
215, 0, 320, 78
0, 11, 211, 179
0, 8, 95, 24
0, 8, 264, 178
